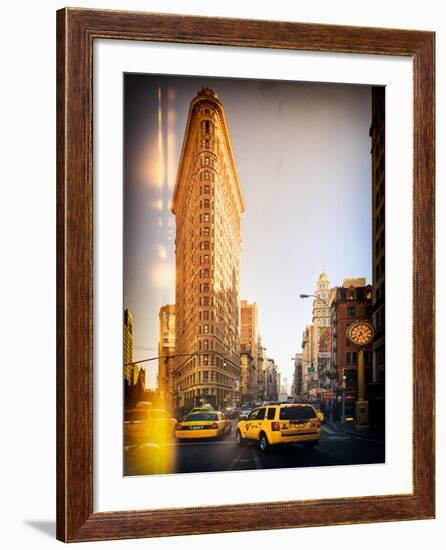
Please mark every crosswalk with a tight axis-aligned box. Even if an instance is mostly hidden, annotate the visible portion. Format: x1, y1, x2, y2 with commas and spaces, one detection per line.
321, 425, 350, 441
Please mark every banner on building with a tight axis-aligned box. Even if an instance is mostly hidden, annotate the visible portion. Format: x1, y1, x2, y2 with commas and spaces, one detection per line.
318, 326, 331, 358
162, 310, 175, 349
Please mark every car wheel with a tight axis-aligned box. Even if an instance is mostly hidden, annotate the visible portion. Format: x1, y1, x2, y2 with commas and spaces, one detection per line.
259, 432, 270, 452
235, 429, 245, 446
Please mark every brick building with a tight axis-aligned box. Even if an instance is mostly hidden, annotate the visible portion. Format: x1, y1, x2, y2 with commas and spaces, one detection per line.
331, 279, 373, 394
370, 86, 386, 427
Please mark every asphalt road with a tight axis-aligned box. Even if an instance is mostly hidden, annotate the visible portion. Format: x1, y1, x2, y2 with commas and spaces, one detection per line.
125, 421, 385, 476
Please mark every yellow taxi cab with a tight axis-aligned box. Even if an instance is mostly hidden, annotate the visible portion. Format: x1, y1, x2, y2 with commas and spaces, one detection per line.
124, 407, 177, 445
189, 404, 215, 414
176, 410, 232, 440
308, 401, 325, 423
235, 403, 321, 452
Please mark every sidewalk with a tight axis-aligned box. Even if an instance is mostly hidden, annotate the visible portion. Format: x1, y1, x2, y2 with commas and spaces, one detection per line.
325, 420, 385, 442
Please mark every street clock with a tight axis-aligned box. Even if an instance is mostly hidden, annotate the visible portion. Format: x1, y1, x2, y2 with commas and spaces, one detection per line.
346, 320, 375, 347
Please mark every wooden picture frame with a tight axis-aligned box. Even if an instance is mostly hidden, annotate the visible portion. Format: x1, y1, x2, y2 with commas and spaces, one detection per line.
56, 7, 435, 542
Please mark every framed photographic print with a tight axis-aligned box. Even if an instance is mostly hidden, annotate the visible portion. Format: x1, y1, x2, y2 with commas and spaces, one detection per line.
56, 8, 435, 542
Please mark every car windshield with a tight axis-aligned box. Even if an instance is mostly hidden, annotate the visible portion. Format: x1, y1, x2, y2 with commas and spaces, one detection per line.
279, 406, 317, 420
125, 410, 147, 421
185, 413, 218, 421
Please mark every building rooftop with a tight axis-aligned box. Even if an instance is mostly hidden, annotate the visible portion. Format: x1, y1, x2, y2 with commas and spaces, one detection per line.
343, 277, 367, 288
197, 87, 218, 99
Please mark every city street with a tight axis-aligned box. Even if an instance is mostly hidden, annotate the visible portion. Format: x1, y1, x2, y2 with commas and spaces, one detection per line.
125, 420, 385, 475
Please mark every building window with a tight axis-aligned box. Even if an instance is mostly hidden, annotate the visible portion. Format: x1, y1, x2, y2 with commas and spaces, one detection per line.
201, 240, 210, 250
346, 352, 351, 364
204, 157, 210, 166
203, 254, 209, 264
203, 199, 210, 209
203, 340, 209, 351
203, 185, 210, 194
203, 355, 209, 366
203, 213, 210, 222
203, 325, 209, 333
201, 283, 210, 292
204, 171, 210, 180
352, 352, 358, 364
347, 306, 356, 316
203, 310, 209, 320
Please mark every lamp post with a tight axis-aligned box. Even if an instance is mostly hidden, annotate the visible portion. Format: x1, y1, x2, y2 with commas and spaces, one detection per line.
299, 293, 337, 421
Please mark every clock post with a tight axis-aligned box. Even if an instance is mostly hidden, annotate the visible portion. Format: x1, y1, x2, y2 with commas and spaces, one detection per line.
346, 320, 375, 432
356, 349, 369, 431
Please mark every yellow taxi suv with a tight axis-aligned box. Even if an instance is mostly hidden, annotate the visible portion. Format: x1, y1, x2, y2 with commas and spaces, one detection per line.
235, 403, 321, 452
176, 411, 232, 440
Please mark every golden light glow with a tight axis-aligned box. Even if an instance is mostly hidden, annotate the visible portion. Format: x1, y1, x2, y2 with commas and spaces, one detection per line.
124, 395, 177, 475
166, 99, 177, 189
157, 244, 167, 259
138, 86, 165, 189
151, 262, 175, 290
151, 199, 163, 211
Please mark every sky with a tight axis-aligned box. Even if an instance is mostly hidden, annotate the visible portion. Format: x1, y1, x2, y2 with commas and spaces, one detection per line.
124, 74, 372, 389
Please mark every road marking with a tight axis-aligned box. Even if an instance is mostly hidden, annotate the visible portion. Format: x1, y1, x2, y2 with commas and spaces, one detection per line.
253, 454, 262, 469
166, 439, 235, 447
342, 432, 385, 444
322, 426, 337, 435
227, 448, 247, 471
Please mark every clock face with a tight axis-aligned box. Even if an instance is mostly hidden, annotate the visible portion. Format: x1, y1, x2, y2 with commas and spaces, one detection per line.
347, 321, 375, 346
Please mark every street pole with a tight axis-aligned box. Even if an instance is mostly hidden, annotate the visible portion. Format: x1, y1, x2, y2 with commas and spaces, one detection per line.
299, 293, 337, 421
355, 349, 369, 431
